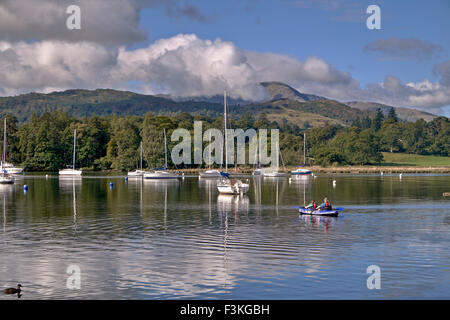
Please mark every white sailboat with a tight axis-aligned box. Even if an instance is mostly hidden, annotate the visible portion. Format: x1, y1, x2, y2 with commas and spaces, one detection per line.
252, 143, 263, 176
128, 142, 146, 176
263, 137, 289, 177
1, 162, 23, 174
200, 169, 222, 178
200, 132, 222, 178
252, 168, 263, 176
217, 91, 249, 195
144, 129, 179, 179
59, 129, 82, 176
291, 133, 312, 175
0, 118, 14, 184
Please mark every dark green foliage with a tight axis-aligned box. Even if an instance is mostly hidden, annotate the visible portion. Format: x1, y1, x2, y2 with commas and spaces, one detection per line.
308, 116, 449, 166
371, 108, 384, 132
387, 107, 398, 122
0, 108, 448, 171
312, 128, 383, 166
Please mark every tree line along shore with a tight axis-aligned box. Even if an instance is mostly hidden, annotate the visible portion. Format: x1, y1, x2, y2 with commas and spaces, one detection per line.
1, 107, 448, 172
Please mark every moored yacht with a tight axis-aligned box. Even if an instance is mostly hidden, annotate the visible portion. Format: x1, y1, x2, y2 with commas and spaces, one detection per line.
59, 129, 82, 176
128, 169, 146, 177
217, 174, 250, 195
0, 172, 14, 184
291, 133, 313, 176
59, 168, 83, 176
199, 169, 222, 178
0, 118, 15, 184
263, 137, 289, 177
1, 162, 23, 175
143, 129, 180, 180
263, 171, 289, 177
144, 170, 179, 179
128, 142, 146, 177
291, 168, 312, 175
216, 90, 249, 195
252, 168, 263, 176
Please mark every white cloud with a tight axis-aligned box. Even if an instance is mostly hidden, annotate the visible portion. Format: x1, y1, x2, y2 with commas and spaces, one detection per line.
0, 0, 210, 45
0, 34, 449, 114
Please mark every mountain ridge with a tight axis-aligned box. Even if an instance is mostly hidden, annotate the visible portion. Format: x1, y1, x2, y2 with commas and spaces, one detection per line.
0, 83, 441, 126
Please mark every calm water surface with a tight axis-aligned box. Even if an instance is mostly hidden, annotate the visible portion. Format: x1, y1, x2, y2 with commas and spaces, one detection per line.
0, 174, 449, 299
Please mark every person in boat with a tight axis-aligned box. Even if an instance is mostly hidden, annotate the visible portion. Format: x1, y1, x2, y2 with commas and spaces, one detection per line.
305, 200, 318, 211
319, 197, 332, 210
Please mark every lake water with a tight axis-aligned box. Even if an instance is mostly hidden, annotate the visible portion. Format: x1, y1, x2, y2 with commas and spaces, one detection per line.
0, 174, 449, 299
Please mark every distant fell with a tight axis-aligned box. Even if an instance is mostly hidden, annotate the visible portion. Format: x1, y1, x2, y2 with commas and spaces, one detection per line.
345, 101, 438, 122
260, 81, 327, 102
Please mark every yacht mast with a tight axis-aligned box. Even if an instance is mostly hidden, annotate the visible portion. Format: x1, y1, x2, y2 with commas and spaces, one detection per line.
303, 133, 306, 166
208, 131, 211, 170
140, 141, 143, 170
164, 128, 167, 169
276, 138, 279, 170
224, 90, 228, 173
73, 129, 76, 169
2, 118, 6, 169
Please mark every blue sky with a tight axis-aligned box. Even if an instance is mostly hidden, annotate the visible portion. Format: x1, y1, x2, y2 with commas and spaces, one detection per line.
0, 0, 448, 115
140, 0, 449, 86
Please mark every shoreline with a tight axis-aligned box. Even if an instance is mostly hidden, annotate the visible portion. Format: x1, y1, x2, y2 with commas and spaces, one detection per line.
149, 166, 450, 174
19, 165, 450, 175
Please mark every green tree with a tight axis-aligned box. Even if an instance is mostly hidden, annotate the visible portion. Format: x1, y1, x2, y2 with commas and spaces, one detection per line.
0, 114, 21, 164
104, 116, 141, 170
378, 121, 403, 153
18, 110, 72, 171
387, 107, 398, 122
371, 108, 384, 132
76, 116, 110, 169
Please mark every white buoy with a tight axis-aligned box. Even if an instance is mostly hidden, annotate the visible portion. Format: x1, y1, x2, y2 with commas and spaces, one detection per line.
332, 180, 336, 187
399, 173, 403, 179
381, 171, 384, 175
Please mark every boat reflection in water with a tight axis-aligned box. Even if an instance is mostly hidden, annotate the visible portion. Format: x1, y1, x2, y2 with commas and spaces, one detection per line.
289, 172, 313, 208
58, 176, 81, 226
299, 215, 339, 233
142, 177, 179, 188
217, 194, 250, 214
1, 187, 10, 232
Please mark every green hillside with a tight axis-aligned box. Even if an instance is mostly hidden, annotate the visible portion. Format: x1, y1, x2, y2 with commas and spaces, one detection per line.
238, 99, 373, 127
0, 89, 224, 122
346, 101, 437, 122
0, 88, 372, 128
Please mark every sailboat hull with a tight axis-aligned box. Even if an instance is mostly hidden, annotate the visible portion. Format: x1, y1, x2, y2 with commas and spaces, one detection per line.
0, 176, 14, 184
263, 172, 289, 177
128, 170, 146, 176
144, 171, 179, 179
199, 170, 222, 178
1, 163, 23, 174
291, 169, 312, 175
3, 167, 23, 174
59, 169, 82, 176
217, 178, 249, 195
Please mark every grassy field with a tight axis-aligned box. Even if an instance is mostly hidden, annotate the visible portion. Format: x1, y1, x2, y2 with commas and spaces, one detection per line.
381, 152, 450, 167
